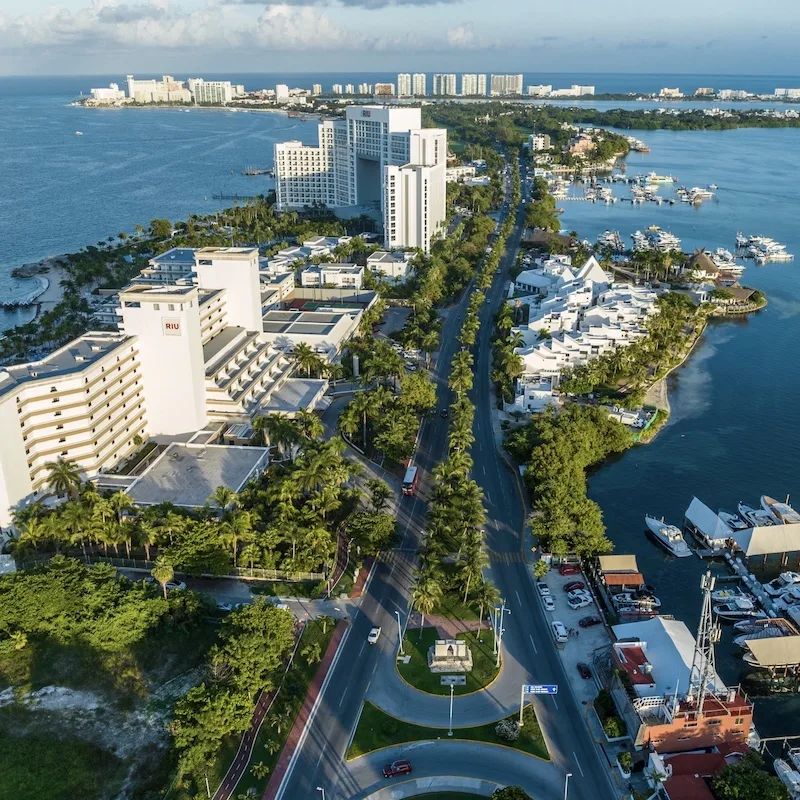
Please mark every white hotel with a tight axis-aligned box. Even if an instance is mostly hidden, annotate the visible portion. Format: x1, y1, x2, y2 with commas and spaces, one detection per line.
0, 247, 371, 529
507, 256, 658, 412
275, 106, 446, 253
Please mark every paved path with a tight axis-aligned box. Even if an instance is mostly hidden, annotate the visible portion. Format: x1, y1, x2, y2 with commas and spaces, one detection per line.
407, 612, 490, 638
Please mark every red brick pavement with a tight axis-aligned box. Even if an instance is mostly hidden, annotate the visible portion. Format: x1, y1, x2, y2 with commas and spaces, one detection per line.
351, 557, 374, 598
262, 619, 348, 800
212, 628, 304, 800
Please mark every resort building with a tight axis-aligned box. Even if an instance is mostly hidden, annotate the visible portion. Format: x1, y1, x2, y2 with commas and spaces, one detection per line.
527, 133, 552, 151
89, 84, 126, 104
125, 75, 191, 104
412, 73, 427, 96
188, 79, 235, 105
299, 264, 365, 289
274, 106, 447, 253
367, 250, 415, 283
397, 74, 412, 97
446, 165, 478, 182
460, 74, 487, 96
432, 74, 457, 96
527, 85, 553, 97
490, 74, 523, 96
507, 257, 658, 412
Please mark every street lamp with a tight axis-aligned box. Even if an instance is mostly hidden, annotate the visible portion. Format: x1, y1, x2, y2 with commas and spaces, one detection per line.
317, 787, 325, 800
448, 683, 454, 736
564, 772, 572, 800
395, 610, 404, 656
496, 600, 511, 668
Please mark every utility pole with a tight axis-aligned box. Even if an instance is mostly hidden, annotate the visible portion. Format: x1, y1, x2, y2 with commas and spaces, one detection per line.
564, 772, 572, 800
496, 599, 511, 668
519, 684, 526, 726
395, 610, 404, 656
448, 683, 454, 736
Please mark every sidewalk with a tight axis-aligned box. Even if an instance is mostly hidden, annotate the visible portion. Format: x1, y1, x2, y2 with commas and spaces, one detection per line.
407, 612, 490, 639
262, 619, 348, 800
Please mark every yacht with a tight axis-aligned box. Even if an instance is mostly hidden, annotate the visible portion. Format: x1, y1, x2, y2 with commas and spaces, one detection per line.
718, 509, 749, 531
789, 748, 800, 772
74, 131, 83, 136
644, 515, 693, 557
774, 587, 800, 611
612, 590, 662, 609
711, 586, 752, 603
737, 501, 776, 527
773, 759, 800, 799
732, 615, 772, 634
734, 626, 788, 649
761, 496, 800, 525
763, 571, 800, 598
714, 596, 761, 621
646, 172, 676, 183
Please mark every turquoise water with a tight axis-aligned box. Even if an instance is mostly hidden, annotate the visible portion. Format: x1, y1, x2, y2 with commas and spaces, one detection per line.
558, 127, 800, 743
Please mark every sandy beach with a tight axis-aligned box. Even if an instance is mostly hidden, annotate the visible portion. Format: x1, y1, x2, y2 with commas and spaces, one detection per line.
11, 255, 69, 321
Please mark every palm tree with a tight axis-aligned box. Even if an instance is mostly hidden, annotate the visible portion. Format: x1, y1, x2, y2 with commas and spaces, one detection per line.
45, 458, 82, 500
208, 485, 237, 516
459, 543, 489, 603
137, 520, 158, 561
60, 501, 88, 557
367, 478, 392, 512
250, 761, 270, 780
261, 415, 302, 462
151, 557, 174, 600
295, 409, 323, 441
410, 570, 443, 639
220, 510, 254, 566
16, 517, 46, 554
292, 342, 323, 377
475, 580, 501, 641
239, 543, 261, 569
420, 330, 440, 368
109, 490, 134, 523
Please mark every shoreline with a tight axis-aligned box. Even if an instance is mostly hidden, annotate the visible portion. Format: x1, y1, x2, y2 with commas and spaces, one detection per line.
7, 255, 69, 323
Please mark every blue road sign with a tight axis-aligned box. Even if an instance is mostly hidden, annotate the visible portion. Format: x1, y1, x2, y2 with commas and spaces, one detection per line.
522, 684, 558, 695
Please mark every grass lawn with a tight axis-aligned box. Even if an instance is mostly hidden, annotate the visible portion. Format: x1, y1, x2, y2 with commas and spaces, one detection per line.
0, 732, 126, 800
398, 628, 499, 696
221, 618, 337, 797
430, 591, 481, 621
348, 701, 549, 761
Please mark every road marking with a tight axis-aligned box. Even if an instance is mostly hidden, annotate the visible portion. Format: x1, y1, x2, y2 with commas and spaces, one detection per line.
551, 696, 559, 710
357, 641, 366, 659
573, 751, 584, 777
514, 590, 522, 605
528, 633, 538, 654
337, 686, 348, 707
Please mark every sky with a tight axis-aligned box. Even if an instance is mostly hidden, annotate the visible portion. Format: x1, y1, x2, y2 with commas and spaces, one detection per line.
1, 0, 799, 76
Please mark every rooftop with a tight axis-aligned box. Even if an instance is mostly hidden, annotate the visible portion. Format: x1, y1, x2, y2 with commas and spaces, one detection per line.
262, 309, 348, 336
745, 635, 800, 667
127, 443, 269, 508
598, 555, 640, 573
0, 332, 133, 398
261, 378, 328, 414
604, 572, 646, 587
150, 247, 198, 267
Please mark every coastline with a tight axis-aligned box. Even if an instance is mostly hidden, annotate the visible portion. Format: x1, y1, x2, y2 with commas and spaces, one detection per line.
10, 255, 69, 322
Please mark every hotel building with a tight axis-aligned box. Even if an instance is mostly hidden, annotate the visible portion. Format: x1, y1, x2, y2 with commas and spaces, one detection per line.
412, 73, 427, 96
461, 74, 487, 96
126, 75, 191, 103
188, 79, 234, 105
397, 74, 412, 97
490, 74, 523, 96
432, 74, 457, 96
274, 106, 447, 252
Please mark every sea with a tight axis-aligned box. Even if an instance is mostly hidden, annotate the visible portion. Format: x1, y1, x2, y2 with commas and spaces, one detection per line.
2, 73, 800, 744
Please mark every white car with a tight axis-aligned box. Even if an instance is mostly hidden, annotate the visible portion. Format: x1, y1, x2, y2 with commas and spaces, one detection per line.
543, 596, 556, 612
536, 582, 550, 597
368, 627, 381, 645
567, 589, 592, 602
551, 621, 569, 643
165, 580, 186, 591
568, 597, 592, 610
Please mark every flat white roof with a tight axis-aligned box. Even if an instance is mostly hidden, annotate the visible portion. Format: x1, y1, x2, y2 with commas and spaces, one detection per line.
128, 443, 269, 507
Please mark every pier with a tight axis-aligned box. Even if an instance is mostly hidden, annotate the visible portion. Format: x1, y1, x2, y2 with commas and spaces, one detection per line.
212, 193, 263, 202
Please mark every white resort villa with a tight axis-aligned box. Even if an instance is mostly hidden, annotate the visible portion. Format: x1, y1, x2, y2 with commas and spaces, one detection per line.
507, 255, 659, 413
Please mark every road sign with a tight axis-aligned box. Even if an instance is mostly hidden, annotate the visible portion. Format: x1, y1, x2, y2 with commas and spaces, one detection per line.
522, 684, 558, 695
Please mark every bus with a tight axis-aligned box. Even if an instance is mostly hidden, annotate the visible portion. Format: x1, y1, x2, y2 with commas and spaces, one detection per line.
401, 466, 419, 496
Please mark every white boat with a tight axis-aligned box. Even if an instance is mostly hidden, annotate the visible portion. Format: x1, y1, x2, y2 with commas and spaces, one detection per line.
644, 515, 693, 557
734, 626, 787, 649
789, 748, 800, 772
775, 587, 800, 610
761, 495, 800, 525
714, 596, 761, 621
612, 590, 662, 609
763, 571, 800, 598
74, 131, 83, 136
773, 759, 800, 799
711, 586, 752, 603
718, 509, 749, 531
737, 501, 776, 527
733, 615, 772, 633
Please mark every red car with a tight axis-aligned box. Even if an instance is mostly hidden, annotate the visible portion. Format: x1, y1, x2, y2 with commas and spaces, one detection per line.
559, 564, 580, 576
564, 581, 585, 593
383, 760, 413, 778
577, 662, 592, 680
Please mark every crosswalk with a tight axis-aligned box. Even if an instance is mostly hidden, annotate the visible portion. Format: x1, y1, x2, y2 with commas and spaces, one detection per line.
486, 550, 524, 564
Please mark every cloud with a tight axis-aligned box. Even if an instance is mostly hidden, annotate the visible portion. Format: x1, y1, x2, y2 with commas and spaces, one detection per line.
97, 3, 168, 23
617, 38, 669, 50
446, 22, 476, 48
224, 0, 461, 7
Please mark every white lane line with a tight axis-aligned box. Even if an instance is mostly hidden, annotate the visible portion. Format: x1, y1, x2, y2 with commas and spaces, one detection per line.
357, 641, 366, 659
572, 751, 584, 777
551, 696, 559, 710
482, 463, 487, 477
337, 686, 348, 707
528, 633, 538, 654
514, 590, 522, 605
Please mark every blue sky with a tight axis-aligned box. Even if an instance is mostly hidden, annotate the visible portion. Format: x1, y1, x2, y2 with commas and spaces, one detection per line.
0, 0, 799, 76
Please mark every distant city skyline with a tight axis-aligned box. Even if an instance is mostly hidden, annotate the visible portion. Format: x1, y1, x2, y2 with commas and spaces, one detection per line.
1, 0, 800, 75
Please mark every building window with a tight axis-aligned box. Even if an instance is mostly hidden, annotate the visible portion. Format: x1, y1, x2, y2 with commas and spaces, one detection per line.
168, 304, 175, 311
153, 303, 160, 310
54, 411, 61, 417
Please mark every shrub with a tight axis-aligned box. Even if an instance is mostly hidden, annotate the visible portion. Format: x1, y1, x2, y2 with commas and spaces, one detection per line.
381, 718, 398, 736
618, 751, 633, 771
495, 718, 520, 742
603, 716, 626, 739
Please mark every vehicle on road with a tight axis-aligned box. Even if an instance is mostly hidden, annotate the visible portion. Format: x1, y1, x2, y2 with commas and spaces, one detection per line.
383, 760, 412, 778
543, 596, 556, 612
440, 408, 449, 418
216, 601, 234, 612
537, 582, 550, 597
402, 466, 419, 496
564, 581, 585, 593
559, 564, 581, 576
579, 615, 603, 628
551, 621, 569, 643
145, 577, 187, 591
368, 627, 382, 645
577, 663, 592, 680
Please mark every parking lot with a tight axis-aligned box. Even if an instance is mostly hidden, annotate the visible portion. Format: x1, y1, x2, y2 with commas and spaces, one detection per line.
532, 563, 612, 706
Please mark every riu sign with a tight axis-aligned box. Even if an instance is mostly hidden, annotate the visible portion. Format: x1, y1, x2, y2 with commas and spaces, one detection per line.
162, 318, 182, 336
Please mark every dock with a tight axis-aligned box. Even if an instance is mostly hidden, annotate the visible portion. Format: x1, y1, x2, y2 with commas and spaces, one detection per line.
212, 193, 263, 201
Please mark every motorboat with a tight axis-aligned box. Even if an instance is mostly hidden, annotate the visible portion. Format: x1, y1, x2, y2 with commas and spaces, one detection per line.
763, 571, 800, 598
734, 626, 787, 649
737, 501, 776, 527
718, 509, 749, 531
732, 615, 772, 633
612, 590, 662, 609
714, 596, 761, 621
711, 586, 752, 603
644, 515, 693, 557
774, 586, 800, 611
709, 184, 719, 190
75, 131, 83, 136
789, 748, 800, 772
761, 496, 800, 525
773, 759, 800, 798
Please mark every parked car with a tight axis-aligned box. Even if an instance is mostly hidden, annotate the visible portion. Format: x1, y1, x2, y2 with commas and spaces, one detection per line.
563, 581, 585, 593
543, 596, 556, 612
559, 564, 581, 576
551, 621, 569, 643
383, 760, 412, 778
216, 601, 234, 612
568, 597, 591, 610
577, 662, 592, 680
166, 580, 186, 591
537, 582, 550, 597
579, 615, 603, 628
368, 627, 381, 645
567, 589, 592, 602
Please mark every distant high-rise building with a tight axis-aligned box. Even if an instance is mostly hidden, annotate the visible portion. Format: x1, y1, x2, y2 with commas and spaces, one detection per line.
397, 73, 412, 97
693, 87, 714, 96
358, 83, 372, 95
312, 83, 323, 96
490, 74, 523, 96
188, 79, 234, 105
461, 74, 478, 96
432, 74, 457, 96
345, 83, 355, 95
527, 85, 552, 97
126, 74, 191, 103
275, 84, 289, 101
412, 73, 427, 96
332, 84, 343, 95
374, 83, 396, 97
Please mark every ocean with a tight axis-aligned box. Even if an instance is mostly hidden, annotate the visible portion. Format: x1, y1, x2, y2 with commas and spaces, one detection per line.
2, 73, 800, 743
